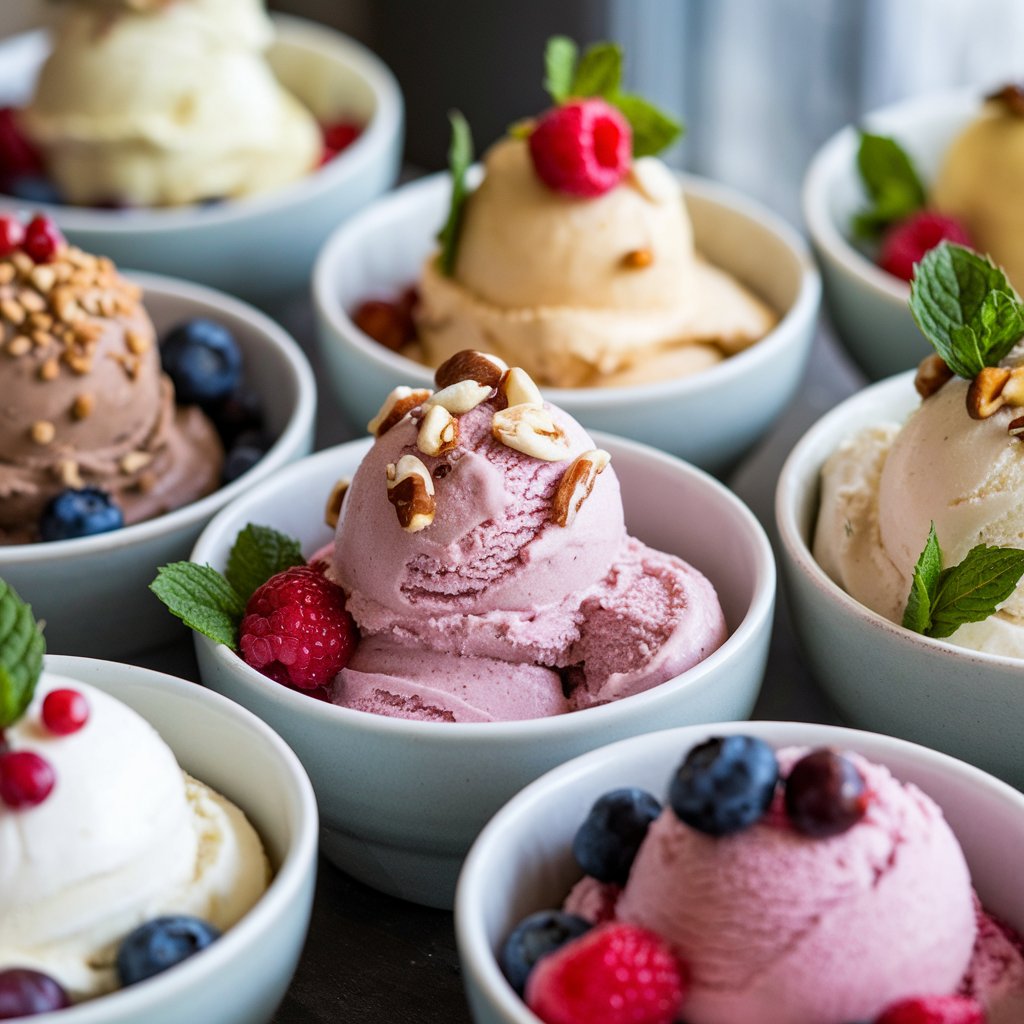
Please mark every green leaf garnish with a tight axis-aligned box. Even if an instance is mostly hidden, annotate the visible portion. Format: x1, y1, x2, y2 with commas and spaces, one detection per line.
909, 243, 1024, 378
0, 577, 45, 730
436, 110, 474, 278
544, 35, 577, 104
150, 523, 305, 649
852, 131, 926, 240
226, 524, 304, 606
901, 523, 1024, 638
571, 41, 623, 99
610, 93, 684, 158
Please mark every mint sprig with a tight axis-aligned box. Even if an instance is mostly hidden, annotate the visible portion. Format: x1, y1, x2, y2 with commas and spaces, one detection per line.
0, 577, 45, 730
540, 36, 683, 158
150, 523, 305, 649
852, 131, 926, 240
909, 243, 1024, 379
902, 522, 1024, 638
436, 110, 474, 278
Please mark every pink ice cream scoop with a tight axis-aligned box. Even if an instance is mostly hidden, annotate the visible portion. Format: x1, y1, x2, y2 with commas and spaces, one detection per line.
329, 356, 727, 722
568, 749, 979, 1024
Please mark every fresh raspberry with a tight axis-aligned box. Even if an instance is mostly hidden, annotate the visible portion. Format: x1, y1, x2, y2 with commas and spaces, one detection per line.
525, 922, 685, 1024
0, 215, 24, 257
528, 98, 632, 198
320, 120, 362, 164
238, 566, 358, 690
875, 994, 985, 1024
22, 215, 65, 264
0, 107, 44, 184
877, 211, 972, 282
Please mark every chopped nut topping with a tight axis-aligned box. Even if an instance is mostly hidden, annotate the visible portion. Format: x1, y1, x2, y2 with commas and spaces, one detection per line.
386, 455, 436, 532
1, 298, 25, 325
417, 404, 459, 457
367, 386, 433, 437
424, 379, 491, 415
498, 366, 543, 408
622, 248, 654, 269
6, 336, 31, 357
126, 329, 151, 355
492, 404, 571, 462
30, 266, 56, 293
987, 83, 1024, 117
551, 449, 611, 527
434, 349, 508, 390
19, 290, 45, 314
32, 329, 53, 349
58, 460, 83, 489
0, 264, 14, 286
31, 420, 55, 445
72, 393, 95, 420
324, 477, 351, 529
914, 354, 954, 399
120, 451, 153, 475
1010, 416, 1024, 440
966, 366, 1024, 419
39, 358, 59, 381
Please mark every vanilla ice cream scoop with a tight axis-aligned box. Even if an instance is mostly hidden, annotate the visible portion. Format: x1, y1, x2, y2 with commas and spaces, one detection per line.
932, 93, 1024, 295
22, 0, 320, 207
0, 674, 269, 999
415, 138, 775, 388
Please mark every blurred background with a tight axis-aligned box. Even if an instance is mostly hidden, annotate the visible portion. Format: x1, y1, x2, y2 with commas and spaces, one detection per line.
6, 0, 1022, 224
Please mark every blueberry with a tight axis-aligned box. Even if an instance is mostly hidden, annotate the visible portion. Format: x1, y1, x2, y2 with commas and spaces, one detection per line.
669, 735, 779, 836
500, 910, 591, 996
223, 430, 267, 484
572, 787, 661, 884
209, 385, 265, 447
0, 969, 70, 1018
116, 915, 221, 986
39, 487, 123, 542
160, 318, 242, 406
784, 749, 868, 838
4, 176, 64, 205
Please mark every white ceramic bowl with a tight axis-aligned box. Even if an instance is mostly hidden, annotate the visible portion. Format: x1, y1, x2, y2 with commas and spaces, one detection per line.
776, 370, 1024, 788
36, 654, 318, 1024
455, 720, 1024, 1024
190, 432, 775, 909
312, 170, 820, 475
803, 89, 979, 379
0, 272, 316, 658
0, 16, 404, 306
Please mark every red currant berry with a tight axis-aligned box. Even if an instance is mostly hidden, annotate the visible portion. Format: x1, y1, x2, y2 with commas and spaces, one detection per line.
22, 214, 65, 264
42, 688, 90, 735
0, 750, 55, 808
784, 748, 869, 838
0, 215, 24, 257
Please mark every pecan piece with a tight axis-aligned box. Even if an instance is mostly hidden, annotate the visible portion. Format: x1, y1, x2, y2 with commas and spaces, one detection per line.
367, 386, 432, 436
434, 349, 508, 390
492, 405, 571, 462
914, 354, 953, 399
324, 476, 351, 529
386, 455, 436, 532
551, 450, 611, 527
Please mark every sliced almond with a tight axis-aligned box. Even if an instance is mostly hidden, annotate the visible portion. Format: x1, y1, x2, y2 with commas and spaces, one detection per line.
324, 476, 351, 529
492, 405, 571, 462
417, 404, 459, 457
386, 455, 436, 532
434, 349, 508, 390
367, 386, 432, 437
551, 449, 611, 527
424, 379, 491, 415
498, 366, 543, 408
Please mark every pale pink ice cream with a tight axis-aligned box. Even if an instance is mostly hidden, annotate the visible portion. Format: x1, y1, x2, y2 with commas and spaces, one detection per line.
329, 380, 727, 722
564, 748, 1024, 1024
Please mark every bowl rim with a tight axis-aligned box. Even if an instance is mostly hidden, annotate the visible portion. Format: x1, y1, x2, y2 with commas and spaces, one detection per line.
190, 429, 776, 739
801, 86, 983, 307
0, 14, 404, 233
29, 653, 319, 1024
0, 269, 316, 565
454, 717, 1024, 1024
774, 368, 1024, 669
311, 167, 821, 407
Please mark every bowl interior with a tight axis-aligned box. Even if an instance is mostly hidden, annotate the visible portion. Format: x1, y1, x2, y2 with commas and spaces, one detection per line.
457, 722, 1024, 1021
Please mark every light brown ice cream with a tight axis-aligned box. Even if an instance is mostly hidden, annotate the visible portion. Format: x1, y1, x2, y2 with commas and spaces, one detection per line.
0, 243, 223, 543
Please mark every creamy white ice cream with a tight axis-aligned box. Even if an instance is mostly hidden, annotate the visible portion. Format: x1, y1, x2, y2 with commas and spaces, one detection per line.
815, 374, 1024, 656
0, 674, 269, 999
22, 0, 320, 207
415, 139, 776, 388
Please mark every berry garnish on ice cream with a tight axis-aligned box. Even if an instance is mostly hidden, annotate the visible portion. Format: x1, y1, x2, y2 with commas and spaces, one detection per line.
151, 523, 358, 695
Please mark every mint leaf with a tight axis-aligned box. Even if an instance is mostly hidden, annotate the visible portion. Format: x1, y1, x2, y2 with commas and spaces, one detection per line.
571, 42, 623, 99
436, 110, 474, 278
226, 524, 304, 606
0, 577, 45, 729
149, 563, 245, 650
909, 243, 1024, 378
611, 92, 683, 157
544, 36, 577, 104
927, 544, 1024, 638
902, 523, 942, 634
852, 132, 926, 240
